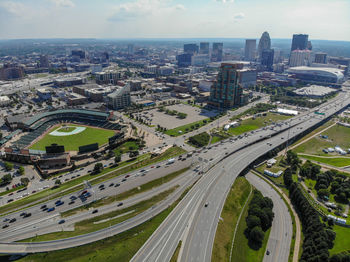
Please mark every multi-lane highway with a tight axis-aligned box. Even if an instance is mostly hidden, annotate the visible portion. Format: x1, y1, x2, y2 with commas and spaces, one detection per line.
132, 90, 350, 262
0, 89, 349, 257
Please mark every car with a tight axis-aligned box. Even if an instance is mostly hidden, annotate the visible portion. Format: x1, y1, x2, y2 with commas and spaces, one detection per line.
114, 183, 120, 187
151, 166, 155, 168
109, 183, 114, 187
9, 218, 16, 223
58, 219, 65, 224
156, 165, 161, 168
56, 201, 64, 206
42, 207, 48, 211
122, 178, 127, 182
47, 207, 55, 212
99, 187, 105, 190
92, 209, 98, 214
9, 193, 13, 196
266, 250, 270, 255
20, 212, 26, 217
41, 204, 47, 209
68, 201, 75, 205
7, 199, 13, 203
117, 202, 123, 207
84, 192, 91, 198
32, 190, 37, 194
98, 185, 104, 189
81, 190, 88, 195
70, 196, 77, 200
24, 213, 31, 218
204, 202, 209, 207
2, 224, 9, 229
3, 218, 10, 222
125, 174, 130, 178
55, 200, 62, 205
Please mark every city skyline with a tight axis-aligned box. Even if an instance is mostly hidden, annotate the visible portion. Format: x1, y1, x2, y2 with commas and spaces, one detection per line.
0, 0, 349, 41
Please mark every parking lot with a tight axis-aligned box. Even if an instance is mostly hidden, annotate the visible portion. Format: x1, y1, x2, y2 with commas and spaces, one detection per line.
144, 104, 219, 129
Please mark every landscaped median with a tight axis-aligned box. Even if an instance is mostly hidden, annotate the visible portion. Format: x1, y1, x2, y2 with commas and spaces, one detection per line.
0, 146, 186, 216
298, 154, 350, 168
212, 177, 252, 261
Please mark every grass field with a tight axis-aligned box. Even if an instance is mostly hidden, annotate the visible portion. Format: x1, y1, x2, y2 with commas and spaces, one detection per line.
294, 124, 350, 156
19, 185, 191, 262
231, 190, 271, 262
299, 154, 350, 167
164, 118, 212, 137
30, 124, 115, 151
226, 113, 291, 136
330, 225, 350, 255
212, 177, 252, 262
113, 141, 140, 155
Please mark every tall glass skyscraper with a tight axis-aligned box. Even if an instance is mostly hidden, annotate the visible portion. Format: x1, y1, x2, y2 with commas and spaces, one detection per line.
209, 63, 243, 108
291, 34, 309, 51
257, 32, 271, 61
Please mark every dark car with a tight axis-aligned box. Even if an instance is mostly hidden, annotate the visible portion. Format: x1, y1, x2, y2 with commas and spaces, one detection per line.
41, 204, 47, 209
23, 213, 31, 218
47, 207, 55, 212
109, 183, 114, 187
9, 218, 16, 223
20, 212, 26, 217
56, 201, 64, 206
70, 196, 77, 200
68, 201, 75, 205
117, 202, 123, 207
7, 199, 13, 203
42, 207, 48, 211
84, 192, 91, 198
2, 224, 9, 229
114, 183, 120, 187
58, 219, 65, 224
92, 209, 98, 214
3, 218, 9, 223
122, 178, 127, 182
98, 185, 104, 189
55, 200, 62, 205
266, 250, 270, 255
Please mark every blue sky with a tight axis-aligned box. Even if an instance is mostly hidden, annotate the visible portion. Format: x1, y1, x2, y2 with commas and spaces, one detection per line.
0, 0, 349, 40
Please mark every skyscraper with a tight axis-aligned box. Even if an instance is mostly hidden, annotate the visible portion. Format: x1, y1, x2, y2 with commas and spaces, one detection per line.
244, 39, 256, 61
261, 49, 274, 71
200, 42, 209, 54
257, 32, 271, 61
314, 53, 327, 64
209, 63, 243, 108
291, 34, 309, 51
184, 44, 199, 55
40, 55, 49, 68
211, 43, 223, 62
127, 44, 134, 55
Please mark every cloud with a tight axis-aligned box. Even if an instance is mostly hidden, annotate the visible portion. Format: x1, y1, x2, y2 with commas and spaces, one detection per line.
51, 0, 75, 8
108, 0, 185, 22
215, 0, 234, 3
0, 1, 26, 16
233, 12, 245, 19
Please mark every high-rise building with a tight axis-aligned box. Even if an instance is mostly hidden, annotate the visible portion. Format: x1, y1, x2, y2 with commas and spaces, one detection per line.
211, 43, 223, 62
289, 50, 312, 67
107, 84, 131, 109
257, 32, 271, 61
127, 44, 134, 55
177, 53, 192, 67
291, 34, 309, 51
261, 49, 274, 71
314, 53, 327, 64
40, 55, 49, 68
200, 42, 209, 54
184, 44, 199, 55
209, 63, 243, 108
244, 39, 256, 61
307, 41, 312, 50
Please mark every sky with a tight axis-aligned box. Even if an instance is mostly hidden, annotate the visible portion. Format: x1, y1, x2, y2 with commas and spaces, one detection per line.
0, 0, 349, 41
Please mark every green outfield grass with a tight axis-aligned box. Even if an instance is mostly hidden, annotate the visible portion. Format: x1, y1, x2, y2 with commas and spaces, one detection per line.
299, 154, 350, 167
330, 225, 350, 255
30, 124, 115, 151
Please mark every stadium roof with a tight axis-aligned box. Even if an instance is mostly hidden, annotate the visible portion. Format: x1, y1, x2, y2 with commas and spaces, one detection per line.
287, 66, 344, 80
24, 109, 109, 126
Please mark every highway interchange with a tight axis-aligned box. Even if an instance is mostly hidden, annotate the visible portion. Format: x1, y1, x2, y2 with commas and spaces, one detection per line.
0, 88, 349, 261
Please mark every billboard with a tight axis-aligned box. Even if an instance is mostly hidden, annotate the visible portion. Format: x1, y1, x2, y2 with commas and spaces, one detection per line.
79, 143, 98, 154
46, 144, 65, 154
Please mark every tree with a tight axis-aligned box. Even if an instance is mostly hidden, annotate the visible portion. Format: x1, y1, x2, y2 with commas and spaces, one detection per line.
4, 162, 14, 171
93, 163, 103, 174
18, 166, 25, 176
0, 174, 12, 186
249, 226, 264, 247
114, 154, 121, 164
246, 215, 261, 229
20, 177, 29, 186
317, 188, 330, 199
55, 179, 62, 186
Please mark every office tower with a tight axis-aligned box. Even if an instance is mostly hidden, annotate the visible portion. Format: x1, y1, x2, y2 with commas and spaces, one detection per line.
200, 42, 210, 54
177, 53, 192, 67
314, 53, 327, 64
127, 44, 134, 55
261, 49, 274, 71
291, 34, 308, 51
184, 44, 199, 55
71, 50, 86, 59
209, 63, 243, 108
107, 84, 131, 109
244, 39, 256, 61
257, 32, 271, 61
40, 55, 49, 68
289, 49, 311, 67
211, 43, 223, 62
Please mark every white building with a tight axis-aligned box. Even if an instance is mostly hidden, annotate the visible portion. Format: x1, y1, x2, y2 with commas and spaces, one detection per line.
0, 95, 10, 106
107, 84, 131, 109
289, 50, 312, 67
224, 121, 240, 131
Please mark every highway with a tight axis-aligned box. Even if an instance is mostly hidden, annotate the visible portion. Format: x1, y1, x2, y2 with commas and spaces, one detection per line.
131, 90, 350, 262
246, 172, 292, 262
0, 90, 349, 255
